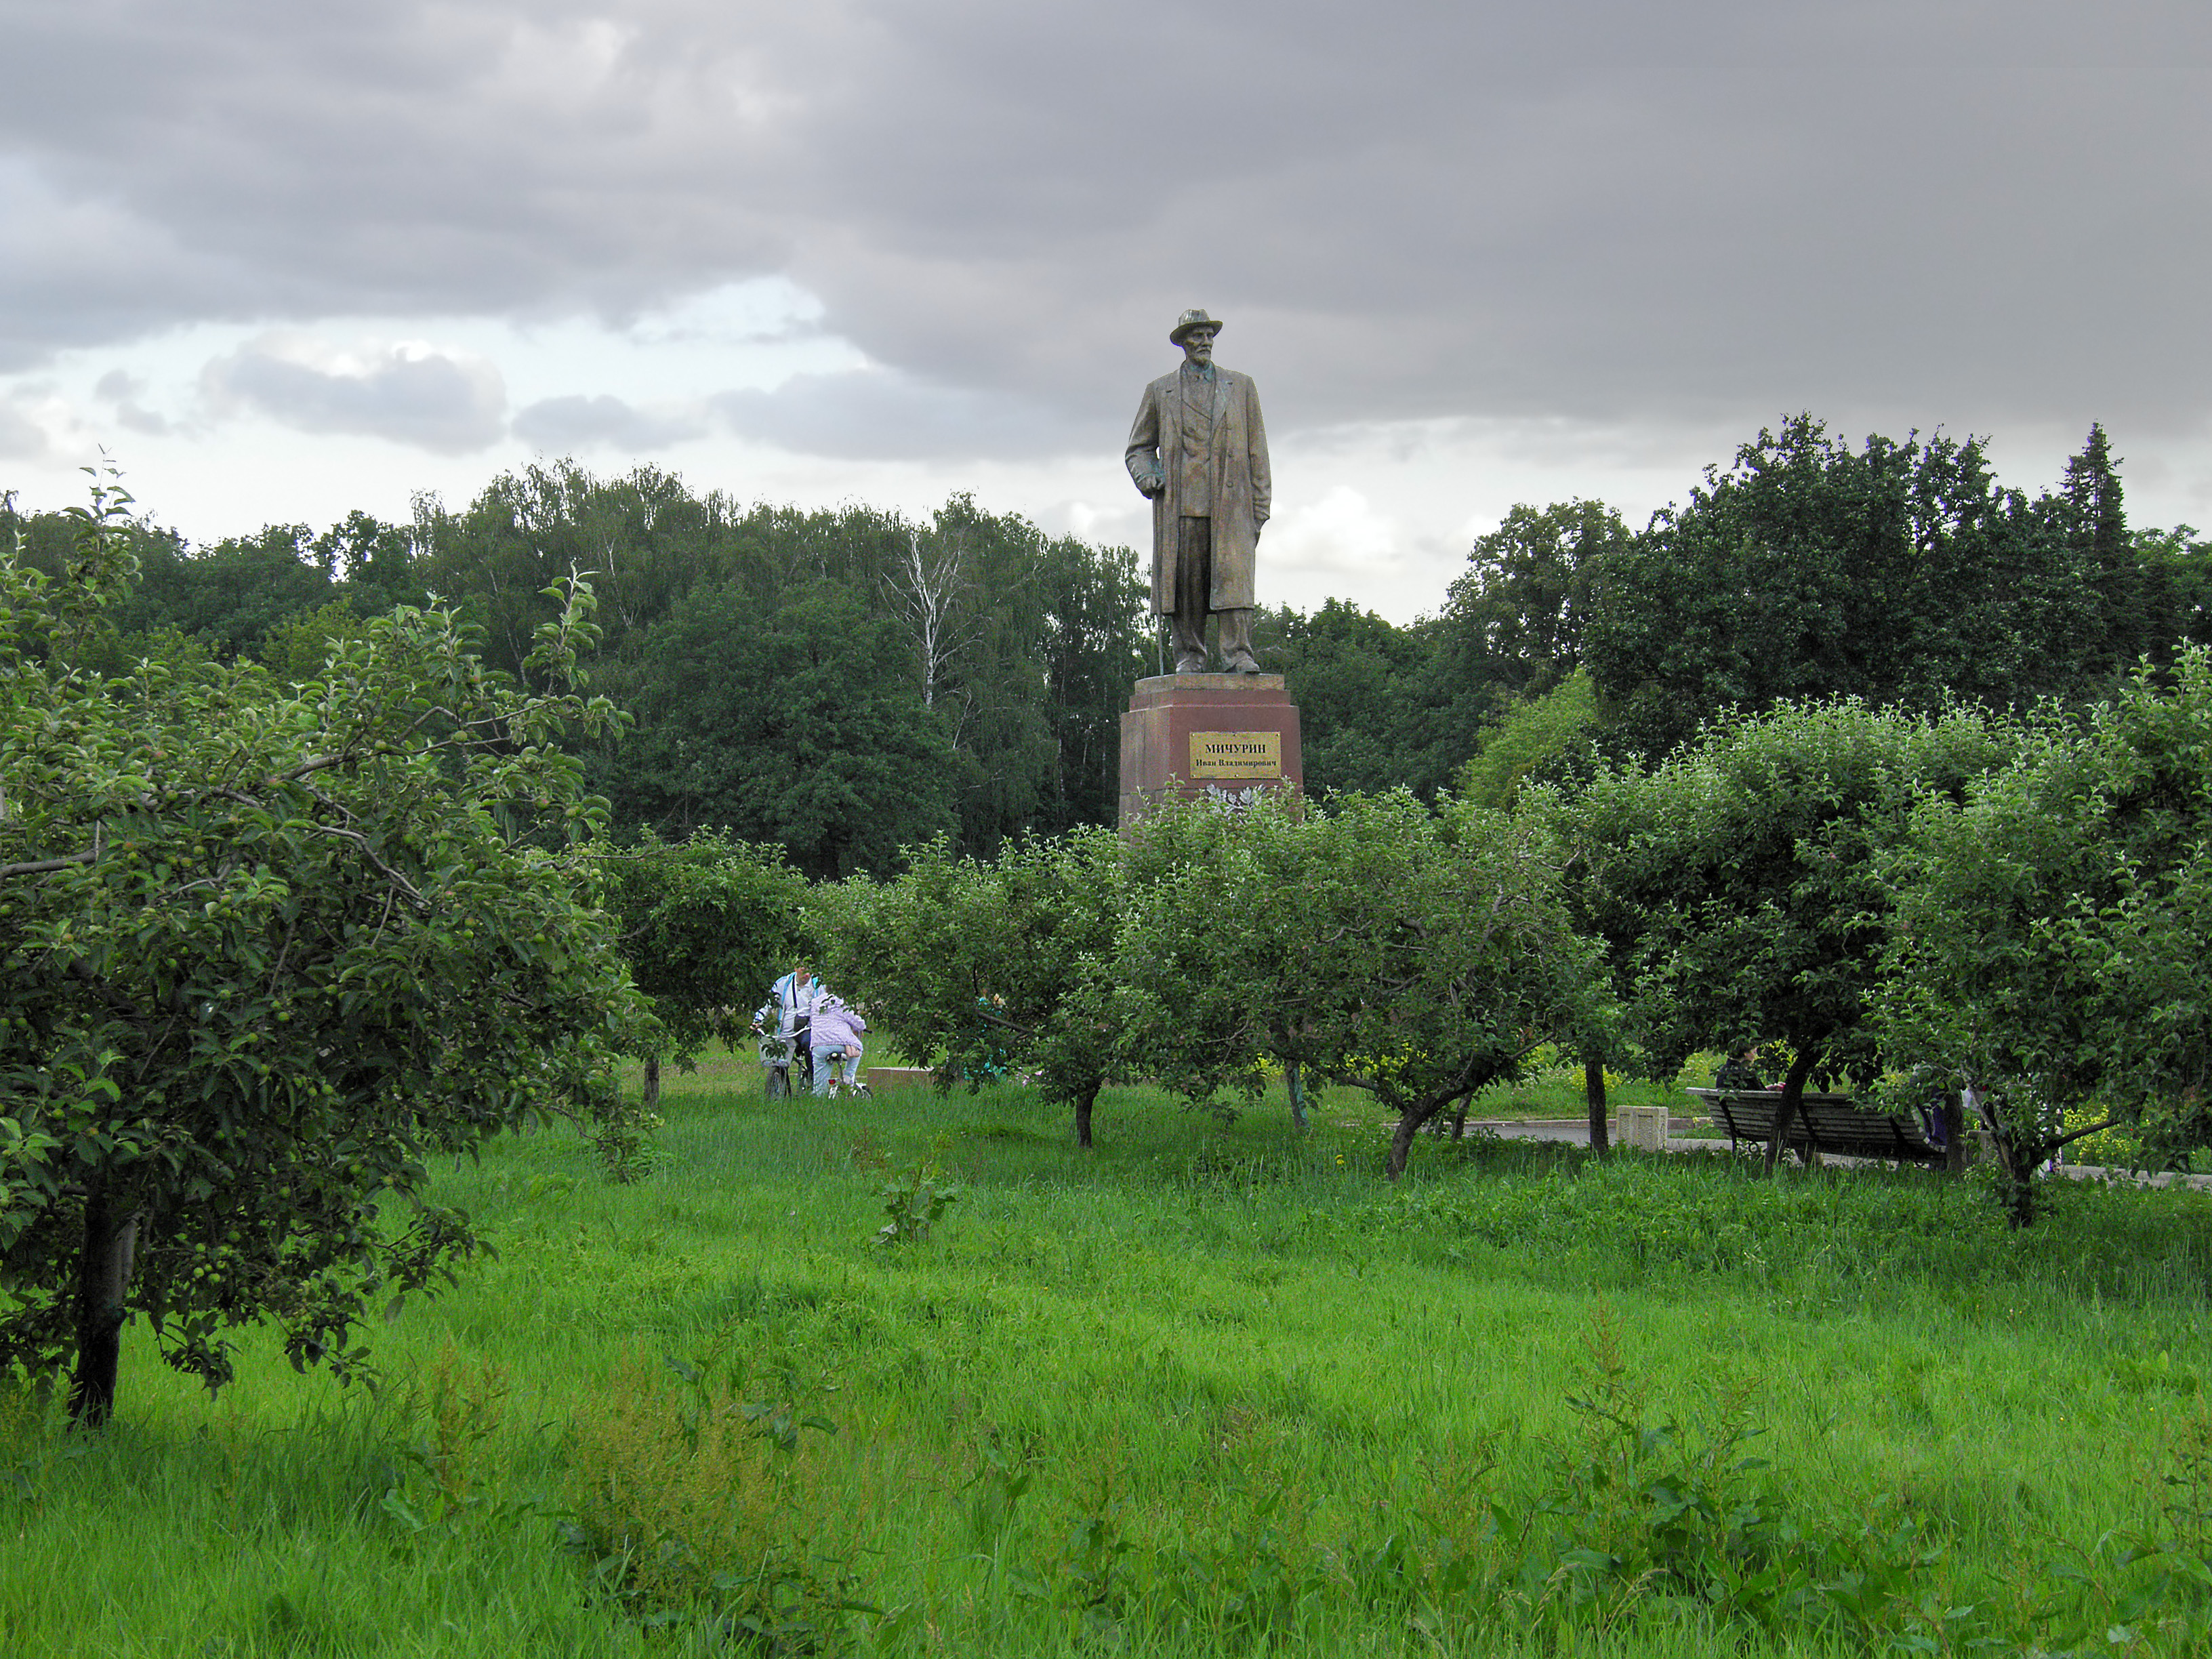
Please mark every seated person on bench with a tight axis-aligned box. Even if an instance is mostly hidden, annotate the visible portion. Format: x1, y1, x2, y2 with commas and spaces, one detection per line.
1713, 1044, 1775, 1092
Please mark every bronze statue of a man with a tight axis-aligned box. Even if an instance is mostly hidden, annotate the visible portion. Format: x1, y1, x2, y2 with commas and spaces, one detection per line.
1125, 309, 1271, 674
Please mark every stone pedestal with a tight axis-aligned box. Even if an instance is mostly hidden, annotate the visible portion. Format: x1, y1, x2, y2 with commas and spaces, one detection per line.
1617, 1104, 1670, 1152
1118, 673, 1304, 828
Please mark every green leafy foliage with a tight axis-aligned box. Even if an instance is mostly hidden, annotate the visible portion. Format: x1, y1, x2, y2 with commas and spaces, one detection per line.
874, 1155, 961, 1248
7, 466, 1152, 868
373, 1345, 543, 1553
1444, 497, 1627, 702
256, 597, 367, 682
1564, 699, 2015, 1130
19, 412, 2209, 885
424, 468, 1147, 864
592, 579, 960, 878
1256, 599, 1472, 799
1120, 792, 1606, 1176
0, 479, 644, 1420
595, 828, 806, 1113
1879, 649, 2212, 1203
1457, 667, 1600, 809
1582, 417, 2160, 757
815, 826, 1126, 1145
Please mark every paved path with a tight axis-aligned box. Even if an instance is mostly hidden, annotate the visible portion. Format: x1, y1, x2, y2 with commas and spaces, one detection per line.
1469, 1118, 1723, 1149
1468, 1118, 2212, 1191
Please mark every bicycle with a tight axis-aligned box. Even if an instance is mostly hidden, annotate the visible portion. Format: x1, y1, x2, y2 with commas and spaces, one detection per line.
813, 1043, 873, 1099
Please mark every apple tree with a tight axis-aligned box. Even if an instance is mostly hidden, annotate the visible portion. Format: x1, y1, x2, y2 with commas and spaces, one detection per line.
814, 825, 1126, 1146
0, 479, 643, 1422
1879, 650, 2212, 1221
1565, 699, 2013, 1172
1118, 791, 1603, 1179
596, 830, 807, 1118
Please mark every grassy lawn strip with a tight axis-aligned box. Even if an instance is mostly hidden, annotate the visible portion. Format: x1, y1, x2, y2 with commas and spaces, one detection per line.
5, 1059, 2210, 1656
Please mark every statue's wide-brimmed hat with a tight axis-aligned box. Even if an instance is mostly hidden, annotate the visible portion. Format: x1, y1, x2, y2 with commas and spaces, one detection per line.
1169, 308, 1223, 345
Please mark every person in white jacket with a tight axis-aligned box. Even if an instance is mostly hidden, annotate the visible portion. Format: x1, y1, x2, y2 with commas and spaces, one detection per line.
756, 961, 821, 1091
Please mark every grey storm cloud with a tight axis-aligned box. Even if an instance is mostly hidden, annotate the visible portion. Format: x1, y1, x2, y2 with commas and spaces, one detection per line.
203, 338, 507, 453
94, 368, 172, 436
513, 393, 706, 452
0, 401, 45, 461
6, 1, 2212, 455
710, 369, 1085, 460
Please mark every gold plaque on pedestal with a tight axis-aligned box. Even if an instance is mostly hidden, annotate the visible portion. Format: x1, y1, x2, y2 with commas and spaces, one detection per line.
1189, 731, 1282, 779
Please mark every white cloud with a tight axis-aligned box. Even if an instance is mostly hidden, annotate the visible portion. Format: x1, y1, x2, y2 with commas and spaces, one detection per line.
201, 333, 507, 453
0, 400, 45, 461
3, 3, 2208, 440
513, 393, 705, 452
709, 366, 1086, 460
1263, 485, 1408, 582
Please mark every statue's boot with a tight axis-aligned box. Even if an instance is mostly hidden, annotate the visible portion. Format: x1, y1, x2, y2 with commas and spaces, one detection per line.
1170, 602, 1210, 675
1217, 608, 1261, 674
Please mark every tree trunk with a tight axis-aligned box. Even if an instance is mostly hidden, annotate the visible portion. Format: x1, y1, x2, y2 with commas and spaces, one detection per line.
1286, 1061, 1307, 1132
642, 1054, 661, 1115
1762, 1042, 1822, 1176
1074, 1083, 1098, 1150
1994, 1131, 2038, 1227
1387, 1098, 1448, 1180
1992, 1117, 2112, 1223
1942, 1092, 1967, 1177
1584, 1058, 1610, 1160
68, 1183, 137, 1427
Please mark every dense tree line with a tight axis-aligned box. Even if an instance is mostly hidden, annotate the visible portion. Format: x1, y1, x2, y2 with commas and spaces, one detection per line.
6, 415, 2207, 882
3, 466, 1149, 876
1271, 421, 2208, 801
1580, 418, 2211, 757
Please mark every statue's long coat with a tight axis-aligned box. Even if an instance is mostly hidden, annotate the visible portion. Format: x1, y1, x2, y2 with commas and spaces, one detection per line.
1124, 367, 1271, 615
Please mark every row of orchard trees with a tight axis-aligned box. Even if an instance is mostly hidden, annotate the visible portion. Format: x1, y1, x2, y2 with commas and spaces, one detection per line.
9, 474, 2209, 1429
817, 657, 2212, 1221
814, 798, 1601, 1177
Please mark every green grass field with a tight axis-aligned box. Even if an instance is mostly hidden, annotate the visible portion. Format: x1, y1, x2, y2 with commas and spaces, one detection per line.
7, 1057, 2211, 1656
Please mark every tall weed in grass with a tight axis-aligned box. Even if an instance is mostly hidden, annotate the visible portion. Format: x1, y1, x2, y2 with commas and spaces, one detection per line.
919, 1311, 2212, 1656
1374, 1136, 2212, 1304
2039, 1408, 2212, 1653
562, 1347, 870, 1652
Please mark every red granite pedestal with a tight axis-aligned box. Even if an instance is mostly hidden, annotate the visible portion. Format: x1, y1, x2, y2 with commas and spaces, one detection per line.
1118, 673, 1305, 828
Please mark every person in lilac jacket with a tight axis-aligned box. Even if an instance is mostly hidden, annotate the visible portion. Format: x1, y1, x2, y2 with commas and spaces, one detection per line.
808, 993, 868, 1096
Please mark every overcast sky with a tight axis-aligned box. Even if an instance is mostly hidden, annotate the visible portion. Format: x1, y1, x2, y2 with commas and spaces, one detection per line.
5, 1, 2209, 619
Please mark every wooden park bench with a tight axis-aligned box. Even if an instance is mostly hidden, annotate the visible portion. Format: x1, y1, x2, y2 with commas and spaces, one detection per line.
1686, 1088, 1946, 1168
